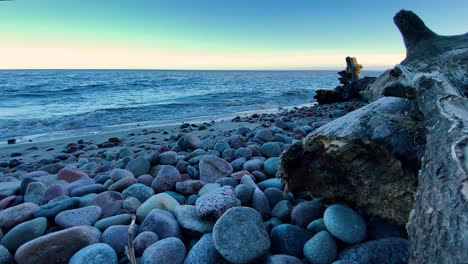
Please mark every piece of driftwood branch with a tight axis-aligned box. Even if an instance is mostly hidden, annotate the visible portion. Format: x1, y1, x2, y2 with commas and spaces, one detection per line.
125, 214, 137, 264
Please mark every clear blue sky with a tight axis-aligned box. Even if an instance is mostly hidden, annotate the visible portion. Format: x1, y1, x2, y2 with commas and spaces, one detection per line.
0, 0, 466, 69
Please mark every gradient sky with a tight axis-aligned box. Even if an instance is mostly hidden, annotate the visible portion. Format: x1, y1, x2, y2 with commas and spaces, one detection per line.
0, 0, 467, 70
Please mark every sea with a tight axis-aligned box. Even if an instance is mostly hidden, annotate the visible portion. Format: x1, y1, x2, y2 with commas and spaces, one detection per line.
0, 70, 382, 144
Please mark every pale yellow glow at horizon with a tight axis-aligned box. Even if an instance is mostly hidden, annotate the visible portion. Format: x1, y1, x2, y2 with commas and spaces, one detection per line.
0, 43, 405, 70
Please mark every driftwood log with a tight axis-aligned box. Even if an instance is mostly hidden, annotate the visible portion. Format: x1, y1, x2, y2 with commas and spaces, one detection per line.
391, 10, 468, 264
279, 10, 467, 264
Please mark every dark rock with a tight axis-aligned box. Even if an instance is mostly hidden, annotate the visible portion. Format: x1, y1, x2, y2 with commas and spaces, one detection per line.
270, 224, 311, 258
94, 214, 132, 231
271, 200, 292, 221
42, 184, 68, 204
262, 254, 303, 264
70, 184, 106, 197
261, 142, 282, 158
133, 231, 159, 257
109, 169, 134, 182
158, 151, 177, 165
291, 201, 325, 228
174, 205, 214, 234
24, 182, 46, 205
175, 180, 206, 195
125, 157, 151, 177
34, 197, 80, 218
108, 177, 137, 192
307, 218, 327, 235
255, 129, 274, 142
0, 245, 12, 264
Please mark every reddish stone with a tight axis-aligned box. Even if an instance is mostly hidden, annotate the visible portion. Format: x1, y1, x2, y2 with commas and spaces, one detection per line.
230, 170, 254, 180
0, 196, 16, 210
57, 168, 89, 183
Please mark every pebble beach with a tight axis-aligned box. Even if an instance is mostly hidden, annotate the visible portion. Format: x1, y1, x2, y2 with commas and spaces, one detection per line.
0, 99, 410, 264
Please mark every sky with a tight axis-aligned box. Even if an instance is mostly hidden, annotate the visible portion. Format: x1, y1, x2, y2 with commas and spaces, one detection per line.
0, 0, 467, 70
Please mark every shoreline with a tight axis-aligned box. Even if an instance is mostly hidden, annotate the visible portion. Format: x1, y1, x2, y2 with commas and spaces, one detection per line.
0, 101, 363, 167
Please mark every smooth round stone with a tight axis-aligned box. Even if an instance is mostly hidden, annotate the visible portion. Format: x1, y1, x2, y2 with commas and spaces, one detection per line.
198, 183, 220, 196
0, 202, 38, 229
255, 129, 274, 142
195, 186, 241, 220
165, 191, 185, 205
1, 217, 47, 252
42, 184, 68, 204
337, 237, 409, 264
133, 231, 159, 256
136, 193, 179, 222
159, 151, 178, 165
324, 205, 366, 244
250, 188, 271, 220
291, 201, 325, 228
175, 180, 206, 195
123, 197, 141, 213
307, 218, 327, 235
230, 157, 246, 172
199, 156, 233, 183
55, 205, 102, 228
102, 225, 139, 257
270, 224, 312, 258
24, 182, 46, 205
89, 191, 124, 218
304, 231, 337, 264
264, 187, 285, 209
125, 157, 151, 177
234, 148, 253, 160
243, 159, 264, 172
235, 184, 255, 205
102, 179, 114, 189
174, 205, 214, 234
0, 245, 12, 264
79, 193, 98, 207
122, 183, 154, 203
151, 165, 181, 193
137, 174, 154, 187
237, 127, 251, 136
221, 149, 235, 160
214, 142, 230, 153
264, 157, 280, 177
34, 197, 80, 218
69, 243, 118, 264
261, 142, 282, 158
94, 214, 132, 231
141, 237, 186, 264
185, 233, 229, 264
178, 133, 201, 150
257, 178, 283, 191
109, 169, 134, 182
70, 184, 106, 197
66, 178, 96, 194
139, 209, 182, 239
262, 254, 303, 264
108, 177, 137, 192
15, 226, 101, 264
57, 168, 89, 183
213, 207, 270, 264
271, 200, 293, 221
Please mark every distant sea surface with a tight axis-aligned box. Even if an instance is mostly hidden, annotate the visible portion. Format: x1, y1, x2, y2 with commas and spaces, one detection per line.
0, 70, 382, 143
